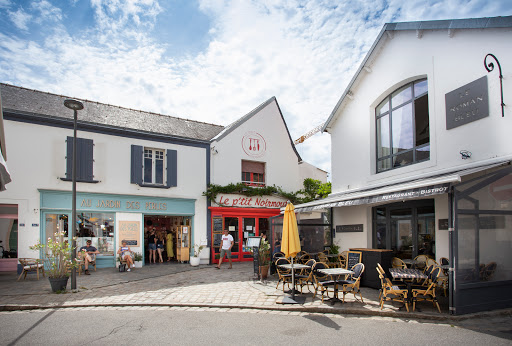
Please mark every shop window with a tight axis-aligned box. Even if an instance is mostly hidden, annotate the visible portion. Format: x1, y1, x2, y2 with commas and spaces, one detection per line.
241, 160, 265, 187
76, 212, 115, 256
376, 79, 430, 173
63, 137, 97, 182
131, 145, 177, 188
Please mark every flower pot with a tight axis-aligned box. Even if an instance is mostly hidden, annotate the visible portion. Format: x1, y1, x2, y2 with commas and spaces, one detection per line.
189, 256, 200, 266
134, 261, 142, 268
259, 265, 269, 280
49, 276, 69, 292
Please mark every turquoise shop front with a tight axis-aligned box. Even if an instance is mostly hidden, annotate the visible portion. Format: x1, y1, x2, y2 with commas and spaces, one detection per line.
39, 190, 195, 268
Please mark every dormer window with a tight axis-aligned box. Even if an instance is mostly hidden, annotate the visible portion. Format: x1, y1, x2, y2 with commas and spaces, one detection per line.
376, 79, 430, 173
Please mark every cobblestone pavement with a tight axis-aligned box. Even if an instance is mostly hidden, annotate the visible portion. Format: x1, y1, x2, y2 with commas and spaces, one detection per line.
1, 262, 511, 332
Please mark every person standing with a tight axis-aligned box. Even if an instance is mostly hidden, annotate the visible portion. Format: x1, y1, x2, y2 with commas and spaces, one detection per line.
148, 228, 157, 264
216, 229, 233, 269
156, 232, 165, 263
79, 239, 99, 275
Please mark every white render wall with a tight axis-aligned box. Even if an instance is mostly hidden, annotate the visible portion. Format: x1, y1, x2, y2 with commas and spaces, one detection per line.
329, 28, 512, 194
211, 100, 302, 192
299, 161, 328, 183
1, 120, 209, 258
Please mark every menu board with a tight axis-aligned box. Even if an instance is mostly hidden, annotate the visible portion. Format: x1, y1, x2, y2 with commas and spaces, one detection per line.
213, 217, 223, 232
118, 221, 140, 246
347, 251, 362, 270
213, 233, 222, 247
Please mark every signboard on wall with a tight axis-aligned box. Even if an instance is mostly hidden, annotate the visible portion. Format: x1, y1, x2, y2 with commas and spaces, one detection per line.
119, 221, 140, 246
336, 224, 364, 232
214, 194, 288, 209
445, 76, 489, 130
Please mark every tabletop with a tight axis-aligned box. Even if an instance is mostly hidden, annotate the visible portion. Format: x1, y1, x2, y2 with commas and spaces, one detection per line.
278, 263, 310, 270
389, 268, 427, 280
318, 268, 354, 276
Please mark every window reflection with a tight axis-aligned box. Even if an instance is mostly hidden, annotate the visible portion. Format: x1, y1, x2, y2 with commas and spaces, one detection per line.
76, 212, 115, 256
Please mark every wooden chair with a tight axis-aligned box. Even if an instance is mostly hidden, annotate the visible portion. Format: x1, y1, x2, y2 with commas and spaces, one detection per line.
272, 252, 285, 261
78, 252, 96, 273
18, 258, 45, 281
412, 267, 442, 313
298, 253, 311, 264
480, 262, 497, 281
426, 258, 438, 268
391, 257, 407, 269
275, 258, 293, 291
317, 252, 328, 264
377, 267, 409, 312
338, 251, 348, 268
312, 262, 334, 302
295, 259, 316, 293
413, 255, 429, 270
340, 263, 365, 303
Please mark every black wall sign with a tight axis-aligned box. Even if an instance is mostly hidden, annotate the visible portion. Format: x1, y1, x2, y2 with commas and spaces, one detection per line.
445, 76, 489, 130
336, 224, 364, 233
439, 219, 449, 230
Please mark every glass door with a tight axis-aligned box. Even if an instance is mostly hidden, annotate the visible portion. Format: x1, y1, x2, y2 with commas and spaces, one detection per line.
224, 217, 239, 261
417, 206, 435, 258
390, 208, 413, 259
242, 218, 255, 259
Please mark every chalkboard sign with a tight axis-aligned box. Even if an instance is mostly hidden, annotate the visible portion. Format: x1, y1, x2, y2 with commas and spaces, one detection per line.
247, 236, 262, 248
346, 251, 362, 270
213, 233, 222, 247
253, 248, 259, 278
213, 217, 223, 232
122, 240, 138, 246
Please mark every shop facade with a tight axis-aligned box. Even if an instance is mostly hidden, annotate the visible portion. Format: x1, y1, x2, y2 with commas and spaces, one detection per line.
295, 16, 512, 314
0, 84, 222, 268
208, 97, 327, 263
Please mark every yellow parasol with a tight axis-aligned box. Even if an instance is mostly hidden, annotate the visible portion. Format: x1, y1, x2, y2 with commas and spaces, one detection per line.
281, 202, 301, 258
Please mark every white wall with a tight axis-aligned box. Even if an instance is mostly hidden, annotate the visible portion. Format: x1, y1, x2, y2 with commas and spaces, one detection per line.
332, 205, 370, 251
211, 100, 302, 192
0, 120, 209, 258
299, 161, 328, 184
329, 28, 512, 194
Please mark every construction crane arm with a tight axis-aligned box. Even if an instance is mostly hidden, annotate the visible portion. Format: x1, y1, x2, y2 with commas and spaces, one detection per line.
294, 124, 323, 144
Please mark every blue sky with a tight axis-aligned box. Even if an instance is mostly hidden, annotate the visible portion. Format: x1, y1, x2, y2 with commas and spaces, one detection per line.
0, 0, 511, 174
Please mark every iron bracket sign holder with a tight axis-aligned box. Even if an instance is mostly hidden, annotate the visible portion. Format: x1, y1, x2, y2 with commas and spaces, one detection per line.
484, 53, 505, 117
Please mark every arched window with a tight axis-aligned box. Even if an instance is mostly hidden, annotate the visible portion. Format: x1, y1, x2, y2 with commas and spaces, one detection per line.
376, 79, 430, 173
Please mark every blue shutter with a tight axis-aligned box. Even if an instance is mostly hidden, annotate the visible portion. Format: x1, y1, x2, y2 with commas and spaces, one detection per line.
131, 145, 143, 184
81, 138, 94, 181
66, 136, 73, 179
166, 149, 177, 187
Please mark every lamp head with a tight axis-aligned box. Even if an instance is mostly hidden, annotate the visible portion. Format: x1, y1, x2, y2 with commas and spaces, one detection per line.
64, 99, 84, 111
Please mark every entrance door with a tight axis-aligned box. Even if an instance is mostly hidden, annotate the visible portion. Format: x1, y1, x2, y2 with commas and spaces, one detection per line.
390, 208, 413, 259
224, 217, 239, 261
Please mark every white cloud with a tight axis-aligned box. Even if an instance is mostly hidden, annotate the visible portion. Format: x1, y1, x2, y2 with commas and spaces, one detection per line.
31, 0, 62, 23
1, 0, 511, 175
7, 7, 32, 31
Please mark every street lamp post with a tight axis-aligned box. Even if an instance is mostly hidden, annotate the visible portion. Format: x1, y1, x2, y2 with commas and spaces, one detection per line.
64, 99, 84, 291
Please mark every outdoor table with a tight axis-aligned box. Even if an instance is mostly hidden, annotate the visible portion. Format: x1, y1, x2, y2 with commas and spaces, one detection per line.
317, 268, 354, 305
278, 263, 311, 294
389, 268, 427, 311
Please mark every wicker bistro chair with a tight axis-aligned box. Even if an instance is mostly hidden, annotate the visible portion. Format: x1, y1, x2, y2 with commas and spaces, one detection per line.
339, 263, 365, 303
339, 251, 348, 269
413, 255, 429, 270
392, 257, 407, 269
426, 258, 438, 268
412, 267, 442, 313
298, 253, 311, 265
275, 258, 293, 291
312, 262, 335, 302
295, 259, 317, 293
377, 268, 409, 312
18, 258, 45, 281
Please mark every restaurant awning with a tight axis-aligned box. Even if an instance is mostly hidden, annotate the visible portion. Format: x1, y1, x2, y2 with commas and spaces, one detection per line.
293, 160, 511, 213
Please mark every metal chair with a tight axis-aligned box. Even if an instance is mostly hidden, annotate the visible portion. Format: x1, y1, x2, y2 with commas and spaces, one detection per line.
392, 257, 407, 269
412, 267, 442, 313
275, 258, 293, 291
377, 267, 409, 312
339, 263, 365, 303
312, 262, 334, 302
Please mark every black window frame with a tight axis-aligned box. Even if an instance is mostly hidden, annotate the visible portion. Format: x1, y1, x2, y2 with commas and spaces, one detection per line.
375, 79, 430, 173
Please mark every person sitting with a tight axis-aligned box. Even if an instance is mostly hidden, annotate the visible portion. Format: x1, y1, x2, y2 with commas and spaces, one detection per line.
79, 240, 99, 275
117, 241, 134, 272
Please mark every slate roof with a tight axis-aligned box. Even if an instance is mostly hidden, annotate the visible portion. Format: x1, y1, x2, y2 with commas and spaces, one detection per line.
1, 83, 224, 142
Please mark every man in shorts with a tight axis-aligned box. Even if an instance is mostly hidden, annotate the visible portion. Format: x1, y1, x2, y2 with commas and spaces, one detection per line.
216, 229, 233, 269
79, 240, 99, 275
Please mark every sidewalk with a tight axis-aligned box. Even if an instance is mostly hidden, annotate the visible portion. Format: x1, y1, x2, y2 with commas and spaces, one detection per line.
0, 262, 510, 324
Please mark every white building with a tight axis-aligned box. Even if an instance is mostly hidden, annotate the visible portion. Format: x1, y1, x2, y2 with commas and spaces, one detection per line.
0, 85, 326, 269
295, 16, 512, 314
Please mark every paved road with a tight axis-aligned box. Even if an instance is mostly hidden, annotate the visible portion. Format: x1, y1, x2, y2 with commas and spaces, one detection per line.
1, 307, 511, 346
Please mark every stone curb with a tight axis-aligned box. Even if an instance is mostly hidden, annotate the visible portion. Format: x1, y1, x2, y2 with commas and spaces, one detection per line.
0, 302, 510, 323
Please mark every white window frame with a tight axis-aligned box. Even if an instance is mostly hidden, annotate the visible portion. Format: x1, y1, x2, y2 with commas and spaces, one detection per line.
143, 148, 166, 185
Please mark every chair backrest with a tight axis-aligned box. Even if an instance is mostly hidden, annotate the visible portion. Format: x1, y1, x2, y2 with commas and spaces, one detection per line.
392, 257, 407, 269
426, 258, 438, 267
275, 257, 291, 274
480, 262, 497, 281
351, 263, 365, 278
304, 259, 316, 267
317, 253, 328, 262
273, 252, 285, 260
312, 262, 329, 280
376, 263, 385, 275
299, 253, 311, 264
440, 257, 449, 266
424, 264, 434, 277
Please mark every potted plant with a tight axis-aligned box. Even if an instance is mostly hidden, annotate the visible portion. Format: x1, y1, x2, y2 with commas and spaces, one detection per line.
190, 244, 204, 266
30, 231, 77, 292
258, 239, 271, 280
133, 252, 143, 267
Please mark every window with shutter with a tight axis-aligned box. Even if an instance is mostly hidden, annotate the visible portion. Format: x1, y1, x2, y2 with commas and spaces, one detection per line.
241, 160, 265, 187
131, 145, 177, 188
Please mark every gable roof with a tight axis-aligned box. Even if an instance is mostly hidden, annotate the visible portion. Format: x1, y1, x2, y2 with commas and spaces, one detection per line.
212, 96, 302, 161
322, 15, 512, 132
1, 83, 224, 142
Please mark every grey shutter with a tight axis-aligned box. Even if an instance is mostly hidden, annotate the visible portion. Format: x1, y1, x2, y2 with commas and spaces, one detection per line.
166, 149, 177, 187
79, 138, 94, 181
131, 145, 143, 184
66, 137, 73, 179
